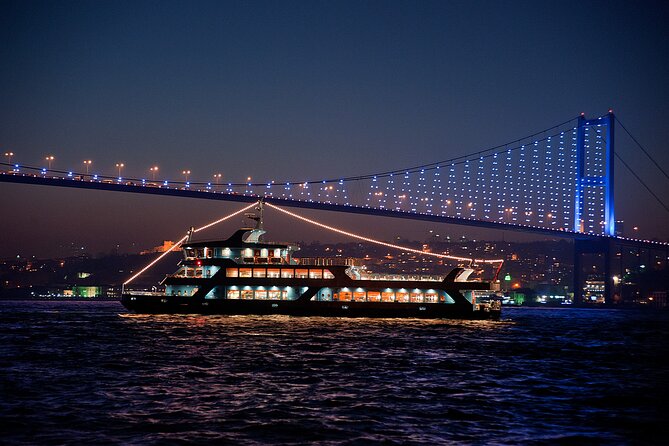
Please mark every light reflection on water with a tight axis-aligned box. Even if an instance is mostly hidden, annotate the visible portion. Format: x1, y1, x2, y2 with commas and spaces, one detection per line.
1, 301, 667, 445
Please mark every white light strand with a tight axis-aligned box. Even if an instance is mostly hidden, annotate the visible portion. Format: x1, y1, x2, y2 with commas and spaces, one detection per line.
265, 202, 504, 265
123, 201, 258, 285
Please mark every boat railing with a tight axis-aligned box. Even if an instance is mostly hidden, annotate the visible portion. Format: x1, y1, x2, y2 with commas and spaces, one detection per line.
297, 257, 359, 266
127, 291, 164, 296
358, 273, 445, 282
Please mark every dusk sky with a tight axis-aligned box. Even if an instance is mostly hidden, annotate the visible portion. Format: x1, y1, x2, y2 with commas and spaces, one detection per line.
1, 0, 668, 258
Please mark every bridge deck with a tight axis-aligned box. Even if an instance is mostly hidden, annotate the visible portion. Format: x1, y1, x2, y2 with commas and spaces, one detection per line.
2, 173, 665, 249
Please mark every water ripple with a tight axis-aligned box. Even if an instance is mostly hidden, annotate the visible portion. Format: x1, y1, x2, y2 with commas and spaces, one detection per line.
1, 301, 667, 445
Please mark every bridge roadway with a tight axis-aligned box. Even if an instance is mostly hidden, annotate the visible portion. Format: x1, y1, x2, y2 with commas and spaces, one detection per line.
1, 172, 667, 250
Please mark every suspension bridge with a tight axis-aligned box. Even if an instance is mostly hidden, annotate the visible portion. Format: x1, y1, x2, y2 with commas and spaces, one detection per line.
2, 111, 668, 303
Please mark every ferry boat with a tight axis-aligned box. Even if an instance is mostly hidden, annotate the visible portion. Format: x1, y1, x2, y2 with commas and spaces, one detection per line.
121, 207, 501, 320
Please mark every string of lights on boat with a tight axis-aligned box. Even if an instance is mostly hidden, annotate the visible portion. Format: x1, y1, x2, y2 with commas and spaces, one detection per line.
123, 200, 504, 287
123, 202, 259, 286
2, 112, 667, 242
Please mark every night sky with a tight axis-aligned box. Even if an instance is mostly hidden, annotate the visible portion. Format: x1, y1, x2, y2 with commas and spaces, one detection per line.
1, 0, 668, 259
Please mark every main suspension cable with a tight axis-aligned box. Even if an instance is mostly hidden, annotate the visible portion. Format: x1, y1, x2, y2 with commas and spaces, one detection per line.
615, 153, 669, 213
615, 116, 669, 180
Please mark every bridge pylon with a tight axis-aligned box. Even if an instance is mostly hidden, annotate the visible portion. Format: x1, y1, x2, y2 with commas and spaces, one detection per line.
573, 237, 617, 305
574, 111, 615, 236
572, 111, 618, 304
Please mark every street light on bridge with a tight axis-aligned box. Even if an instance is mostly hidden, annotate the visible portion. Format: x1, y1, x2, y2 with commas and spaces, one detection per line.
45, 155, 54, 171
83, 160, 92, 177
214, 173, 222, 185
182, 170, 191, 185
505, 208, 513, 220
116, 163, 124, 178
150, 166, 159, 181
4, 152, 13, 164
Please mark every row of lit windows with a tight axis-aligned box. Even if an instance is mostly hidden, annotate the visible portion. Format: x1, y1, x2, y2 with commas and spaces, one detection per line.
218, 286, 447, 303
227, 289, 290, 300
332, 290, 441, 303
184, 247, 287, 260
185, 248, 230, 259
173, 266, 220, 278
226, 268, 335, 279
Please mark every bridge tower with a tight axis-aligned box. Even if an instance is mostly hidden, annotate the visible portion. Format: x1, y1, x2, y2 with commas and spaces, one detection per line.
573, 111, 615, 236
573, 111, 616, 304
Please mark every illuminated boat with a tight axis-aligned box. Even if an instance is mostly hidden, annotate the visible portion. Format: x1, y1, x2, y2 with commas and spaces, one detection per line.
121, 205, 501, 320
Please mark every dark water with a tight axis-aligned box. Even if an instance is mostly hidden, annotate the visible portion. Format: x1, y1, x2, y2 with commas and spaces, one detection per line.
1, 301, 667, 445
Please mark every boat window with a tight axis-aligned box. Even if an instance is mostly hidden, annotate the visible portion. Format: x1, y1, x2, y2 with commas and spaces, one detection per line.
353, 291, 366, 302
296, 269, 309, 279
367, 291, 381, 302
205, 266, 220, 278
205, 248, 212, 258
197, 249, 205, 258
281, 269, 294, 278
255, 290, 267, 299
184, 248, 195, 259
396, 291, 409, 302
323, 269, 335, 279
425, 292, 438, 303
337, 291, 352, 301
253, 269, 266, 278
381, 291, 395, 302
309, 269, 323, 279
267, 268, 280, 278
195, 268, 203, 278
244, 248, 253, 258
227, 289, 240, 299
269, 289, 281, 299
241, 289, 253, 299
410, 292, 424, 303
239, 268, 252, 278
226, 268, 238, 277
173, 266, 187, 277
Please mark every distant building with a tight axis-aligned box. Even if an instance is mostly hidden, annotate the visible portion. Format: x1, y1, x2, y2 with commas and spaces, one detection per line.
141, 241, 182, 255
584, 280, 605, 304
70, 286, 104, 298
649, 291, 667, 308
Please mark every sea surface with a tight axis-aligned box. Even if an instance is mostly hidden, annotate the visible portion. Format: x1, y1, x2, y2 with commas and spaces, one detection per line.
0, 301, 667, 445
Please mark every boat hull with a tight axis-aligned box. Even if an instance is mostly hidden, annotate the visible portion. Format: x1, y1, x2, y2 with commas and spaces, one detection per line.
121, 294, 500, 320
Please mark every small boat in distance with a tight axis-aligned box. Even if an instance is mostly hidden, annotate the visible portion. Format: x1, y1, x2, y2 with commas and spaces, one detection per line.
121, 203, 501, 320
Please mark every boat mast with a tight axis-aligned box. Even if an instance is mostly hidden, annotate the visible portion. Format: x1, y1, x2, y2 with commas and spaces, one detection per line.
255, 199, 264, 230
